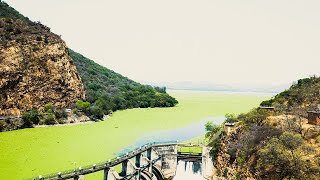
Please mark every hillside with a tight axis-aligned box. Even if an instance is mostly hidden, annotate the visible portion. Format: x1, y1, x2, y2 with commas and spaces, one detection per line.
69, 49, 177, 110
261, 76, 320, 111
207, 76, 320, 180
0, 1, 177, 129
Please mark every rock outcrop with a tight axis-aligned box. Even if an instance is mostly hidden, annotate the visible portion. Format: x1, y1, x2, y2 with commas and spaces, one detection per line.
0, 18, 85, 116
215, 128, 256, 180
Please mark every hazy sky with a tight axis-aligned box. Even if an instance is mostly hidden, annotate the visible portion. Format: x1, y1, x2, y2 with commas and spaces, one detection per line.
4, 0, 320, 87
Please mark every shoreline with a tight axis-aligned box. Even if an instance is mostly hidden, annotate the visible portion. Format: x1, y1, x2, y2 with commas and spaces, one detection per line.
34, 121, 95, 128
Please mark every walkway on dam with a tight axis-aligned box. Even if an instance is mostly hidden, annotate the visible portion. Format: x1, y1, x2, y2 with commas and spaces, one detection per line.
27, 141, 211, 180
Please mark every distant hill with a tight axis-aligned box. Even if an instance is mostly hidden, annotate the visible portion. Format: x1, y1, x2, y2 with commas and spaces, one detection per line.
144, 81, 288, 94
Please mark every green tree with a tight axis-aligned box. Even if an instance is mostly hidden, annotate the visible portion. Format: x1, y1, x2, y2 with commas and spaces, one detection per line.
205, 122, 222, 161
205, 122, 221, 138
94, 96, 113, 114
76, 100, 90, 113
113, 96, 127, 110
90, 106, 104, 119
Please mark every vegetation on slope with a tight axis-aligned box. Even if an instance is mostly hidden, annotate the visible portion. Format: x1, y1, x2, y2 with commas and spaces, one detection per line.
69, 49, 178, 115
261, 76, 320, 109
206, 76, 320, 179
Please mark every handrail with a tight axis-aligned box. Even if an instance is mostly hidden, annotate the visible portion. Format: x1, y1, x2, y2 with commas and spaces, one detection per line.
26, 141, 185, 180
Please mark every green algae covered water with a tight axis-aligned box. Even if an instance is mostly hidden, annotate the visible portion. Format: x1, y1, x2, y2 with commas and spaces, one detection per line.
0, 90, 269, 179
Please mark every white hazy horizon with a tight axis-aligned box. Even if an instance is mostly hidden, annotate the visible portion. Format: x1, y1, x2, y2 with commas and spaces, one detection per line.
4, 0, 320, 89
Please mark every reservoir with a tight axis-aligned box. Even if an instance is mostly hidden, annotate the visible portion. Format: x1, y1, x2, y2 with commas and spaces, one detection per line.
118, 116, 224, 154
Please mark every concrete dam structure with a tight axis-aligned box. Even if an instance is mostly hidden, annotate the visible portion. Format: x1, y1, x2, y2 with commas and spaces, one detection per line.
28, 142, 213, 180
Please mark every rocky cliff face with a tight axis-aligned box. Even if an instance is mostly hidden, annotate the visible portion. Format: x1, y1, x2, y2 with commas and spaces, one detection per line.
0, 18, 85, 116
215, 128, 256, 179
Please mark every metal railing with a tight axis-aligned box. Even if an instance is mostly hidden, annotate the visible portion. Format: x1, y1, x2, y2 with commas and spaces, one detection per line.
26, 141, 180, 180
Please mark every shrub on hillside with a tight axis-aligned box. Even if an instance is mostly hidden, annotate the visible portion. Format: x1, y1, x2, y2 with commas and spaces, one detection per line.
44, 103, 55, 113
225, 113, 237, 123
256, 132, 317, 179
22, 110, 40, 126
43, 113, 56, 125
0, 121, 5, 132
54, 107, 67, 119
90, 106, 104, 119
237, 108, 269, 126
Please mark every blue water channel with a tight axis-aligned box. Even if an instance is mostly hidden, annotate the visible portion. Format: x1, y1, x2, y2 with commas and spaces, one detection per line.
118, 116, 225, 155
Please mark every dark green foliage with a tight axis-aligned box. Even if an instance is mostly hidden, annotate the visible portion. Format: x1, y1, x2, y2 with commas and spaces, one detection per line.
22, 110, 40, 125
21, 116, 33, 128
94, 96, 113, 114
0, 1, 29, 21
43, 113, 56, 125
76, 100, 90, 113
42, 103, 57, 125
0, 121, 4, 131
154, 86, 166, 93
41, 103, 66, 125
209, 137, 222, 161
90, 106, 104, 119
112, 96, 127, 110
260, 99, 274, 107
69, 49, 178, 113
44, 103, 55, 113
54, 108, 67, 119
